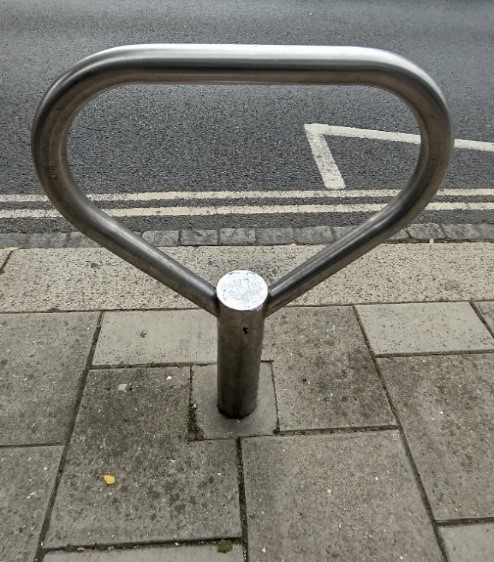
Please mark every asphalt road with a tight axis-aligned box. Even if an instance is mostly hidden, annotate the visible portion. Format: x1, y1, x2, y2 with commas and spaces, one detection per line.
1, 0, 494, 232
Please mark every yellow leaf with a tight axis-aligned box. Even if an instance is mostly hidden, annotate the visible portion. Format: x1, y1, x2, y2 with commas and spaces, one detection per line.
103, 474, 116, 485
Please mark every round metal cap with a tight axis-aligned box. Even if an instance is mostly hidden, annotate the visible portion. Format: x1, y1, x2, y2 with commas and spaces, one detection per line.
216, 270, 268, 312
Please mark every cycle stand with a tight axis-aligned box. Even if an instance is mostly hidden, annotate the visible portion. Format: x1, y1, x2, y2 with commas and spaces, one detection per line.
32, 44, 453, 419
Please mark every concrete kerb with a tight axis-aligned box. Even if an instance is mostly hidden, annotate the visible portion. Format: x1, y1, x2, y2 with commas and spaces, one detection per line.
2, 222, 494, 249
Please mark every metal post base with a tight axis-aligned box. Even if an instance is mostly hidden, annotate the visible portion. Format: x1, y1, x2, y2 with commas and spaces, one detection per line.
216, 270, 268, 418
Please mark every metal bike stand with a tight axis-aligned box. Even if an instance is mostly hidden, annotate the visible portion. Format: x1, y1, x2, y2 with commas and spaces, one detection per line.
32, 44, 453, 418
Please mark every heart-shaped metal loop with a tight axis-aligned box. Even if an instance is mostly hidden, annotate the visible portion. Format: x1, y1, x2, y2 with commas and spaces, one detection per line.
32, 44, 453, 417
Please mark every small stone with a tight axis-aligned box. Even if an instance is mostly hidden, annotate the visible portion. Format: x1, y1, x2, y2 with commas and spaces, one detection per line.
102, 474, 116, 485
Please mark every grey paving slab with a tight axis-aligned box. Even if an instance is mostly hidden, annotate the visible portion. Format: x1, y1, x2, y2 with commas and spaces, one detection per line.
475, 301, 494, 333
219, 227, 256, 245
379, 354, 494, 520
443, 223, 494, 241
0, 312, 99, 445
45, 368, 240, 548
293, 225, 333, 244
0, 232, 27, 249
389, 228, 410, 241
26, 232, 67, 248
357, 302, 494, 355
66, 232, 100, 248
3, 244, 494, 312
192, 363, 277, 439
180, 229, 218, 245
407, 223, 445, 240
43, 544, 244, 561
142, 230, 180, 246
264, 307, 395, 431
93, 309, 216, 365
440, 524, 494, 562
0, 446, 62, 562
256, 227, 294, 245
242, 432, 443, 562
332, 226, 353, 239
333, 225, 410, 242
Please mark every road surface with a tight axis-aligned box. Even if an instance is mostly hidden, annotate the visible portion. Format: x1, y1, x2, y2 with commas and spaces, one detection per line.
1, 0, 494, 232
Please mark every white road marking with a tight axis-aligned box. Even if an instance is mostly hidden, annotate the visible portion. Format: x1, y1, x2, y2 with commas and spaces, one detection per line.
3, 188, 494, 204
304, 124, 346, 190
0, 190, 336, 204
304, 124, 494, 190
308, 125, 494, 152
2, 200, 494, 220
3, 127, 493, 219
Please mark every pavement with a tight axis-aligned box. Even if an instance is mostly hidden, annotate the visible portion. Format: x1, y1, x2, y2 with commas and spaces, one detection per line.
1, 230, 494, 562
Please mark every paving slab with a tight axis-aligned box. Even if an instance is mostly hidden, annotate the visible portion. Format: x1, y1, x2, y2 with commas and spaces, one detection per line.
407, 223, 445, 240
357, 302, 494, 355
180, 229, 218, 245
43, 544, 244, 561
263, 307, 394, 431
0, 312, 99, 445
93, 309, 216, 366
0, 233, 27, 249
45, 367, 240, 548
0, 446, 62, 562
332, 226, 353, 239
142, 230, 180, 246
219, 227, 256, 245
242, 432, 443, 562
379, 354, 494, 520
192, 363, 277, 439
293, 225, 333, 244
443, 223, 494, 241
475, 301, 494, 333
440, 524, 494, 562
256, 227, 294, 245
66, 232, 100, 248
2, 244, 494, 312
26, 232, 67, 248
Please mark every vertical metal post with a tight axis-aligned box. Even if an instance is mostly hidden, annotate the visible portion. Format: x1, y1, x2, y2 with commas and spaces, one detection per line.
216, 270, 268, 418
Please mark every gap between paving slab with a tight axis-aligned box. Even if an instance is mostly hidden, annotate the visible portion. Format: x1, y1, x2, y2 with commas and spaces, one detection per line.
42, 543, 244, 562
1, 243, 494, 311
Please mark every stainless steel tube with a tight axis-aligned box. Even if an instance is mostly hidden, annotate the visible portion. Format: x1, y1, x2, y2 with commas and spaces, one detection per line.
216, 271, 268, 418
32, 44, 453, 418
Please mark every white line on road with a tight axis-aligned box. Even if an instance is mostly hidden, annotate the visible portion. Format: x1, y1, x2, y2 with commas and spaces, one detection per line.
304, 124, 494, 190
304, 124, 346, 190
3, 188, 494, 204
308, 125, 494, 152
2, 200, 494, 220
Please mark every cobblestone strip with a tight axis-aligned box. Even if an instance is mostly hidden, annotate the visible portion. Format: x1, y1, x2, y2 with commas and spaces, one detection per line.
2, 223, 494, 249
